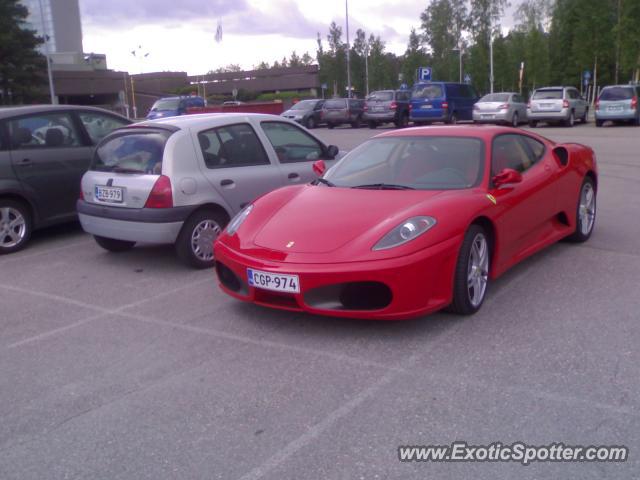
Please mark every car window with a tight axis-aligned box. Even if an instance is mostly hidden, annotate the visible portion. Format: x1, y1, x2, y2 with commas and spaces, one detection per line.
532, 89, 562, 100
492, 134, 541, 176
77, 111, 129, 144
412, 84, 444, 100
8, 112, 82, 149
480, 93, 510, 102
261, 121, 324, 164
521, 136, 545, 161
326, 136, 484, 190
367, 91, 394, 101
91, 129, 170, 174
198, 123, 269, 169
324, 99, 346, 109
600, 87, 635, 101
447, 84, 461, 97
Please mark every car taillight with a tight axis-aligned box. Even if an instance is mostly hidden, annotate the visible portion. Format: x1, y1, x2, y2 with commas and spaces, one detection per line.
527, 102, 531, 109
563, 99, 569, 109
632, 96, 638, 110
595, 98, 600, 111
409, 104, 413, 111
363, 105, 369, 111
442, 102, 449, 109
498, 103, 508, 110
390, 101, 397, 110
144, 175, 173, 208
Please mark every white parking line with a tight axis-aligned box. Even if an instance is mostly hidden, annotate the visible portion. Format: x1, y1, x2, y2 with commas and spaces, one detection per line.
0, 238, 91, 266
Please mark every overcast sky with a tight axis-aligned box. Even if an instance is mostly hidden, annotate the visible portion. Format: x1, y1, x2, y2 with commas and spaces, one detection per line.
79, 0, 520, 75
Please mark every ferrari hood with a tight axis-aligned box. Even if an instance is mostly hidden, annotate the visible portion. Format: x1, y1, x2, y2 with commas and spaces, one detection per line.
253, 186, 444, 253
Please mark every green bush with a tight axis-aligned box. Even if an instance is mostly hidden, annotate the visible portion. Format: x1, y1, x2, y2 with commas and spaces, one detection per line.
257, 91, 315, 101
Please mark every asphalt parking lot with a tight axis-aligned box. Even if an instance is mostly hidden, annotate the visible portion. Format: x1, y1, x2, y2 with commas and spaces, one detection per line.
1, 121, 639, 479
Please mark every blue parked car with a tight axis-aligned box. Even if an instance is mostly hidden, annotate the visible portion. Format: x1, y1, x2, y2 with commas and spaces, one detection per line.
146, 96, 205, 120
410, 82, 478, 125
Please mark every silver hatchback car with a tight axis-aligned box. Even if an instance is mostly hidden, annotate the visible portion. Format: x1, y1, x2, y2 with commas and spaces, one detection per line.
77, 113, 340, 268
595, 84, 640, 126
528, 86, 589, 127
472, 92, 527, 127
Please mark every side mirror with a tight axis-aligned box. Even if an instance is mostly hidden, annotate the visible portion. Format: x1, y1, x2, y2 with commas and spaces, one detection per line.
312, 159, 326, 176
492, 168, 522, 187
325, 145, 339, 160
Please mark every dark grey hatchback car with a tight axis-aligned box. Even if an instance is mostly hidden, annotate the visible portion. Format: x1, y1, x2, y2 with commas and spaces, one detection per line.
0, 105, 131, 253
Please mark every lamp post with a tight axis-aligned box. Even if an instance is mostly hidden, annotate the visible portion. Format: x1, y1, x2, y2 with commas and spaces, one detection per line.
38, 0, 56, 104
345, 0, 352, 98
130, 46, 149, 119
364, 41, 370, 96
452, 47, 463, 83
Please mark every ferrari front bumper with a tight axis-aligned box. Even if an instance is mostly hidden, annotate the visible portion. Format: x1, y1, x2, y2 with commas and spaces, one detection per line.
213, 236, 462, 320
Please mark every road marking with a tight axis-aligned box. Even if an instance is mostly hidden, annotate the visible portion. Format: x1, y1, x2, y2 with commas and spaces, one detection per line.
0, 238, 91, 266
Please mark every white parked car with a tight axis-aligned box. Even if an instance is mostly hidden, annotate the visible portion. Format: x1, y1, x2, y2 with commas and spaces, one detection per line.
77, 113, 341, 268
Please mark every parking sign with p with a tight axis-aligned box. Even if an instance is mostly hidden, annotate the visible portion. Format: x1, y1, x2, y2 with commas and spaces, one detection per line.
418, 67, 432, 82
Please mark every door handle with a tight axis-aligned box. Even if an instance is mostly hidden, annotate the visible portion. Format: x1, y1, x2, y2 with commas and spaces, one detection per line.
18, 158, 33, 167
287, 172, 300, 180
220, 179, 234, 187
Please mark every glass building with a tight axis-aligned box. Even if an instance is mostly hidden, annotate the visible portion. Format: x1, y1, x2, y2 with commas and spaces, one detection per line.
20, 0, 83, 54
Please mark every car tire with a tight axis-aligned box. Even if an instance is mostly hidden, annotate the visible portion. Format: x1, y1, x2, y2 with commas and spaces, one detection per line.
564, 111, 575, 127
0, 199, 32, 254
511, 112, 519, 127
566, 177, 596, 243
327, 123, 335, 129
447, 112, 458, 125
581, 108, 589, 123
635, 115, 640, 126
94, 235, 136, 252
595, 119, 603, 127
175, 209, 227, 269
306, 117, 316, 129
529, 120, 538, 128
396, 113, 409, 128
351, 116, 361, 128
449, 225, 490, 315
368, 121, 377, 129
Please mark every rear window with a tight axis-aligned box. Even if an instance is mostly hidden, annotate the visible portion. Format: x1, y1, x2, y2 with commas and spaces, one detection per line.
91, 129, 171, 174
480, 93, 510, 102
151, 99, 180, 110
367, 91, 394, 101
600, 87, 635, 101
412, 84, 444, 100
324, 99, 346, 109
532, 89, 563, 100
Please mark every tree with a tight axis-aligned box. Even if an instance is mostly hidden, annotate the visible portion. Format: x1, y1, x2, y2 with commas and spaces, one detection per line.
0, 0, 47, 104
401, 28, 430, 86
421, 0, 467, 82
617, 0, 640, 82
513, 0, 551, 92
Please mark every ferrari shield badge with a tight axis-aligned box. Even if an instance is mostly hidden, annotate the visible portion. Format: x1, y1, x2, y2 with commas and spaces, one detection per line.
486, 194, 497, 205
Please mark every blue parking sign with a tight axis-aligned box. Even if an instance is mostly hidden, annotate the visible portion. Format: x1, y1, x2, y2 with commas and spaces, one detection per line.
418, 67, 432, 82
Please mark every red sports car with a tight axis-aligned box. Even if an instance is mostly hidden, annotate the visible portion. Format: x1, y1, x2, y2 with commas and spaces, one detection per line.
214, 126, 597, 320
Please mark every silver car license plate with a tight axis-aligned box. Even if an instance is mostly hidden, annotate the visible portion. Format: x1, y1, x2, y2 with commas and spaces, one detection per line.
247, 268, 300, 293
95, 185, 123, 203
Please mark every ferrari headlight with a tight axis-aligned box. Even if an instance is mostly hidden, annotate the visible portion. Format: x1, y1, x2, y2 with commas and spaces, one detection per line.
373, 216, 437, 251
226, 204, 253, 235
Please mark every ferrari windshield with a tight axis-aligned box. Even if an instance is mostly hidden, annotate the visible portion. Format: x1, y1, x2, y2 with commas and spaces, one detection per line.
324, 136, 485, 190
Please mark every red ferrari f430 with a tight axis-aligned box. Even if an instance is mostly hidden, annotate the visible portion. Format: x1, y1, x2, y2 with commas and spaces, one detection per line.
214, 126, 597, 320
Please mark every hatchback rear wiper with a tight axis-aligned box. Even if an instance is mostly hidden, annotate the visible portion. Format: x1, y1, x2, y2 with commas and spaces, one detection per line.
312, 178, 336, 187
351, 183, 415, 190
112, 166, 145, 174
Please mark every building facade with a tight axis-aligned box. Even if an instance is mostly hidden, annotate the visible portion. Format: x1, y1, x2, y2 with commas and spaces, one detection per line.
21, 0, 83, 55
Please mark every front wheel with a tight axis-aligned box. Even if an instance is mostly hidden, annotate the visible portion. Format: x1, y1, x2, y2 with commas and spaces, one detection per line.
305, 116, 316, 129
175, 210, 226, 269
351, 116, 361, 128
449, 225, 490, 315
581, 108, 589, 123
511, 112, 519, 128
94, 236, 136, 252
447, 112, 458, 125
0, 200, 32, 254
564, 111, 575, 127
566, 177, 596, 243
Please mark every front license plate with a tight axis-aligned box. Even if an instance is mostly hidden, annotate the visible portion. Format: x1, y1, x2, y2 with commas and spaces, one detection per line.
247, 268, 300, 293
95, 185, 123, 203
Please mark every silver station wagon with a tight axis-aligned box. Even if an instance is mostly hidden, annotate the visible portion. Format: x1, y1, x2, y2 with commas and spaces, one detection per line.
77, 113, 340, 268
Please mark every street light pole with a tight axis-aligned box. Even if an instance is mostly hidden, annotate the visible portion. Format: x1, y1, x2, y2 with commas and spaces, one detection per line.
345, 0, 352, 98
489, 33, 494, 93
38, 0, 56, 104
364, 41, 369, 96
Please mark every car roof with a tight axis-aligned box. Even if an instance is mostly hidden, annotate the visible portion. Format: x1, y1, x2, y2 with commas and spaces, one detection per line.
134, 112, 297, 131
374, 125, 532, 141
0, 104, 129, 120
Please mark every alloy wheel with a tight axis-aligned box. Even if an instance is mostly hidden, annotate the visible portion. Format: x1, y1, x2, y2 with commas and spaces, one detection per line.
579, 182, 596, 236
467, 233, 489, 307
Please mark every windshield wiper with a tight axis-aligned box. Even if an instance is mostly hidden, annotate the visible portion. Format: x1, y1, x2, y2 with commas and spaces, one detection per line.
312, 178, 336, 187
351, 183, 415, 190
